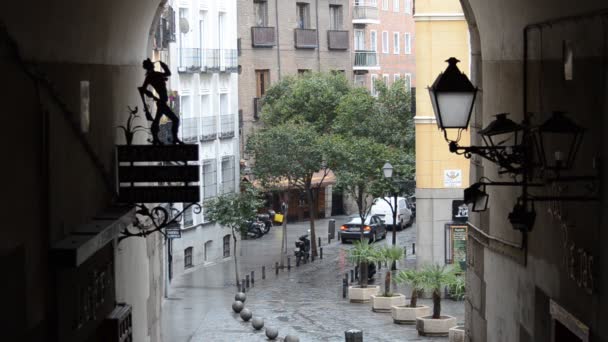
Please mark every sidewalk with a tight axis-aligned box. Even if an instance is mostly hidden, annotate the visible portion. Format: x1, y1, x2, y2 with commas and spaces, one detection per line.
161, 216, 464, 341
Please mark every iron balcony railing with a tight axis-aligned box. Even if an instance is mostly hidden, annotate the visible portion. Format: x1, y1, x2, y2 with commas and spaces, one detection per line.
251, 26, 276, 47
178, 48, 202, 72
221, 49, 238, 73
328, 30, 349, 50
353, 1, 379, 22
294, 28, 318, 49
201, 116, 217, 141
204, 49, 220, 71
179, 117, 200, 143
354, 50, 379, 68
219, 114, 235, 139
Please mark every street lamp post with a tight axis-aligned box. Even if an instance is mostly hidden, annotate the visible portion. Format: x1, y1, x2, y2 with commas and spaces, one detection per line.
382, 162, 398, 247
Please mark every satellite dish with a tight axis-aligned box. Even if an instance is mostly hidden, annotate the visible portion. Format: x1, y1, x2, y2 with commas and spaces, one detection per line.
179, 18, 190, 34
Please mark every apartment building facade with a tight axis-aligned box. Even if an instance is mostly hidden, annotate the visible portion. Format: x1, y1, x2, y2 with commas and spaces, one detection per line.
237, 0, 353, 156
153, 0, 240, 280
352, 0, 416, 98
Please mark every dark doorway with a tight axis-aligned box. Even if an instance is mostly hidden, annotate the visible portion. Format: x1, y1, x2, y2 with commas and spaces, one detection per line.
331, 190, 345, 216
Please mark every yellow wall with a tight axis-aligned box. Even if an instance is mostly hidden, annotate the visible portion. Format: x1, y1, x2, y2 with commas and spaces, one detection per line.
414, 0, 470, 189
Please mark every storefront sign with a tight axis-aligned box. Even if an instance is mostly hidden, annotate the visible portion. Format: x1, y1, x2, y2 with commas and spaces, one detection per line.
445, 224, 468, 266
444, 169, 462, 188
452, 200, 469, 222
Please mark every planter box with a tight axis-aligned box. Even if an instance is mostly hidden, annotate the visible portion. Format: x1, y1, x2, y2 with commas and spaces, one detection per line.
348, 285, 380, 303
391, 305, 431, 324
449, 325, 466, 342
371, 294, 406, 312
416, 315, 457, 337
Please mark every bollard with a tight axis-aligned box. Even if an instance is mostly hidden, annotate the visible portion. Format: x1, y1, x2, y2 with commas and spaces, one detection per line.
342, 278, 348, 298
242, 279, 247, 292
311, 252, 315, 262
251, 271, 255, 285
328, 219, 336, 239
328, 233, 332, 244
246, 275, 250, 288
275, 262, 279, 275
403, 246, 407, 257
412, 243, 416, 254
345, 329, 363, 342
350, 270, 354, 283
237, 282, 241, 292
288, 257, 291, 271
320, 247, 323, 259
318, 237, 322, 248
378, 261, 381, 270
345, 273, 349, 286
262, 266, 266, 280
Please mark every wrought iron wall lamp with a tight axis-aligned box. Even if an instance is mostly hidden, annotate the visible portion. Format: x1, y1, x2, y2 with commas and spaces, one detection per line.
429, 58, 600, 232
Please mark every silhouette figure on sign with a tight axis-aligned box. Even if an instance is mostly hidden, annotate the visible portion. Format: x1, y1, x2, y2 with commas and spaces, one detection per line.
138, 59, 183, 145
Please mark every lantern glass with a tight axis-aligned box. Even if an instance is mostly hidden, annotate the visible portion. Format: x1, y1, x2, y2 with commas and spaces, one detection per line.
536, 111, 584, 171
464, 183, 489, 212
383, 162, 393, 178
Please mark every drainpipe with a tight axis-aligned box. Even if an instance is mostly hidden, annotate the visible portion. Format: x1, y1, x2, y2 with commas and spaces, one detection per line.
315, 0, 321, 71
275, 0, 282, 79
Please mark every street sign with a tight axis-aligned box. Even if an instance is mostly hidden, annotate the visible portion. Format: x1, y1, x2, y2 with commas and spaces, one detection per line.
166, 225, 182, 239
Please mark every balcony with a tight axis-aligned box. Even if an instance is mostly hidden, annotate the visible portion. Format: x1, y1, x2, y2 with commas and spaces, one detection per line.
354, 50, 380, 70
328, 30, 349, 50
179, 117, 200, 143
219, 114, 235, 139
178, 48, 202, 73
201, 116, 217, 141
251, 27, 276, 47
221, 49, 238, 73
352, 1, 380, 24
294, 28, 318, 49
204, 49, 220, 72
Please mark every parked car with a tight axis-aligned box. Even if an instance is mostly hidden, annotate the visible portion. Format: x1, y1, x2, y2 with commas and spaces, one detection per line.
339, 214, 387, 243
370, 197, 413, 231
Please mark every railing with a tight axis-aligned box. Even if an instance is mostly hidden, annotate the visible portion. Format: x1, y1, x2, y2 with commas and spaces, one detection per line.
294, 28, 318, 49
201, 116, 217, 141
253, 97, 263, 120
354, 50, 379, 68
219, 114, 235, 139
180, 117, 200, 143
221, 49, 238, 73
205, 49, 220, 71
328, 30, 349, 50
251, 27, 276, 47
178, 48, 202, 72
353, 1, 379, 22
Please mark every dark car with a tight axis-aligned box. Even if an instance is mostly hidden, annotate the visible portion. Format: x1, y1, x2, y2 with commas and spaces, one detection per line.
339, 214, 387, 243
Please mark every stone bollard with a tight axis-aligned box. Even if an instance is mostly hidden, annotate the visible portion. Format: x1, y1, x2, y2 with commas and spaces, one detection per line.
285, 335, 300, 342
345, 329, 363, 342
232, 301, 244, 313
350, 270, 354, 283
235, 292, 246, 302
412, 243, 416, 254
252, 317, 264, 330
262, 266, 266, 280
246, 275, 250, 288
242, 279, 246, 292
251, 271, 255, 285
288, 257, 291, 270
266, 327, 279, 340
320, 247, 323, 259
240, 308, 252, 322
275, 262, 279, 275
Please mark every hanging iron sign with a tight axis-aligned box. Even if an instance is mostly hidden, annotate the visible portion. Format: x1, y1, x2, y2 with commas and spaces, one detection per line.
166, 224, 182, 239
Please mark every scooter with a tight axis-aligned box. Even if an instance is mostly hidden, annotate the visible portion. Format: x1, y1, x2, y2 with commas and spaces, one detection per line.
256, 211, 274, 235
294, 234, 311, 266
246, 220, 265, 239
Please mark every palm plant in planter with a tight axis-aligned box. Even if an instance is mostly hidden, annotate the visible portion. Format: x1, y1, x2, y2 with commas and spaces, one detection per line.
415, 264, 459, 336
347, 240, 380, 303
390, 269, 431, 324
370, 246, 406, 312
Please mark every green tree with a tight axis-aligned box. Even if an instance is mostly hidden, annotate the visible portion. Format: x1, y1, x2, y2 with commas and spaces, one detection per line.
260, 72, 350, 133
246, 122, 330, 257
204, 184, 264, 288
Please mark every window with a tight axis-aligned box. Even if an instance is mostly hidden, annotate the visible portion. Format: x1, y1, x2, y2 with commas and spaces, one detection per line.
183, 205, 194, 227
296, 3, 310, 29
394, 74, 401, 82
404, 73, 412, 91
393, 0, 400, 12
180, 95, 192, 117
218, 13, 225, 51
404, 32, 411, 54
204, 240, 212, 262
371, 74, 379, 96
382, 0, 388, 11
329, 5, 343, 30
382, 31, 388, 53
404, 0, 412, 14
370, 30, 377, 51
179, 8, 190, 46
354, 29, 365, 50
184, 247, 193, 268
221, 156, 235, 193
393, 32, 400, 54
223, 235, 231, 257
383, 74, 389, 87
354, 74, 366, 87
203, 159, 217, 199
255, 69, 270, 97
199, 11, 206, 51
254, 0, 268, 26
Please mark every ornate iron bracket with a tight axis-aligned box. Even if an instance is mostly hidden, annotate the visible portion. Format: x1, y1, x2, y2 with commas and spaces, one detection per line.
119, 203, 202, 242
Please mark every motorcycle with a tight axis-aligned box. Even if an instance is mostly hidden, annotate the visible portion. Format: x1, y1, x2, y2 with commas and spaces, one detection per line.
294, 234, 311, 266
256, 210, 275, 235
245, 220, 265, 239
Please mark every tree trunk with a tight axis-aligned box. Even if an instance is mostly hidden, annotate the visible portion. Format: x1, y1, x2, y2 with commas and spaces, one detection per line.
360, 261, 368, 288
432, 289, 441, 318
305, 186, 318, 257
232, 229, 240, 288
410, 289, 417, 308
384, 270, 391, 296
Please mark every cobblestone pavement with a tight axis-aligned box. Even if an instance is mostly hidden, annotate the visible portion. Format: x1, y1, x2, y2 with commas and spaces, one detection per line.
161, 217, 464, 341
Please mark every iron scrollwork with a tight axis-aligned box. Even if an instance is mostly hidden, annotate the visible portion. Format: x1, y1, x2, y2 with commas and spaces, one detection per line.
119, 203, 202, 241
